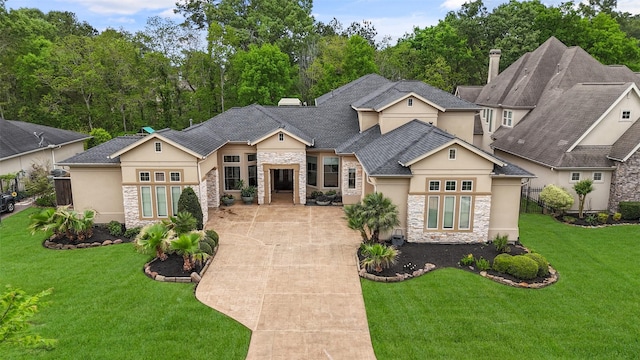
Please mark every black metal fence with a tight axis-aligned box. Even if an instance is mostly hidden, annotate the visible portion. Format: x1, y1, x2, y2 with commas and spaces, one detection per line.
520, 185, 546, 214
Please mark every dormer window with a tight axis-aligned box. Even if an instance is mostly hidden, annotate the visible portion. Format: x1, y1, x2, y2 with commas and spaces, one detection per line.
278, 133, 284, 142
448, 148, 456, 160
621, 110, 631, 121
155, 142, 162, 152
407, 98, 413, 107
502, 110, 513, 127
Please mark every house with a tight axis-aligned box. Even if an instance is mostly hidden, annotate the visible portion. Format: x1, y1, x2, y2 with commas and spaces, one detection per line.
0, 118, 90, 181
59, 74, 533, 243
457, 37, 640, 213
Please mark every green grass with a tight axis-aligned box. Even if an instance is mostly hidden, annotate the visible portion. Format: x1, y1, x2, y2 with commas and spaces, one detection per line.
363, 214, 640, 359
0, 209, 251, 359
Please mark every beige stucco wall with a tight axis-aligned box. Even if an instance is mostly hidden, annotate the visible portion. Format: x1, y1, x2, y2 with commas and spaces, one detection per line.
488, 177, 522, 241
372, 177, 410, 239
69, 166, 124, 223
218, 143, 257, 194
1, 142, 85, 175
579, 92, 640, 146
198, 153, 218, 181
436, 112, 475, 144
256, 131, 307, 151
378, 97, 438, 134
358, 111, 378, 132
119, 139, 199, 184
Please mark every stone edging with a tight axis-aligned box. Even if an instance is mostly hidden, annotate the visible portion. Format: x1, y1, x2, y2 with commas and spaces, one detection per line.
43, 237, 125, 249
143, 245, 218, 284
357, 250, 560, 289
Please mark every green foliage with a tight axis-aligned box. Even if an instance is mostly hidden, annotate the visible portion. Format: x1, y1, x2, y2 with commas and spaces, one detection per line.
540, 184, 574, 214
492, 233, 511, 253
177, 187, 203, 230
360, 243, 400, 273
584, 213, 598, 226
107, 220, 123, 237
24, 163, 52, 198
459, 253, 474, 266
507, 255, 539, 280
573, 179, 594, 218
475, 257, 491, 271
240, 185, 257, 198
134, 223, 173, 261
205, 230, 219, 248
492, 253, 512, 273
524, 253, 550, 277
198, 241, 213, 255
165, 211, 197, 235
28, 206, 95, 241
361, 192, 400, 243
309, 190, 323, 199
325, 189, 337, 196
34, 193, 56, 207
86, 128, 111, 149
619, 201, 640, 220
0, 286, 56, 349
597, 212, 609, 224
562, 215, 576, 224
343, 202, 368, 242
170, 231, 206, 271
613, 212, 622, 221
123, 226, 141, 239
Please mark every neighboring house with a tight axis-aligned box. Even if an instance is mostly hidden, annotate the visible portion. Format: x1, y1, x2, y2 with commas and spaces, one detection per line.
0, 118, 90, 179
59, 74, 533, 243
457, 37, 640, 213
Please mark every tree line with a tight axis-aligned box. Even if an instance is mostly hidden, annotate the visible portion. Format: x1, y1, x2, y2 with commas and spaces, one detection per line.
1, 0, 638, 139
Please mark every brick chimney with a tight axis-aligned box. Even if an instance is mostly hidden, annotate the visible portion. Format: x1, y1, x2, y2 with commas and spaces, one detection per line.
487, 49, 501, 84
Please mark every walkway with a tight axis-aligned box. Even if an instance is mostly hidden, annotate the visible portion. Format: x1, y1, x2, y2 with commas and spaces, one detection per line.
196, 205, 376, 359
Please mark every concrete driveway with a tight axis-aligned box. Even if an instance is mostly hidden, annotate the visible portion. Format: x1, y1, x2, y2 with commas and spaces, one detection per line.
196, 205, 376, 360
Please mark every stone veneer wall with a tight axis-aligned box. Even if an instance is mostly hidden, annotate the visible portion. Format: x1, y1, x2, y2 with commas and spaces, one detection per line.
257, 151, 306, 205
341, 159, 362, 197
407, 194, 491, 243
197, 181, 209, 226
609, 150, 640, 212
206, 168, 220, 208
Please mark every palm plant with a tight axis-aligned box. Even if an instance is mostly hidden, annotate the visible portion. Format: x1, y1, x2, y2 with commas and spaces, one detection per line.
170, 231, 205, 271
361, 192, 400, 243
164, 211, 197, 235
73, 209, 96, 241
55, 206, 78, 241
135, 223, 172, 261
360, 243, 400, 273
28, 208, 63, 239
344, 203, 369, 242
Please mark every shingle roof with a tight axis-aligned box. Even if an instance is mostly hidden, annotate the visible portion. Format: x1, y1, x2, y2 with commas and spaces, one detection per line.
0, 119, 90, 160
455, 86, 483, 103
609, 118, 640, 161
58, 136, 143, 165
492, 82, 632, 167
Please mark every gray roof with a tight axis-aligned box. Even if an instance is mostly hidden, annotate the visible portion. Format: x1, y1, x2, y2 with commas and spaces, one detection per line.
455, 86, 483, 103
609, 118, 640, 161
492, 82, 632, 168
1, 119, 90, 160
58, 135, 143, 165
352, 80, 479, 111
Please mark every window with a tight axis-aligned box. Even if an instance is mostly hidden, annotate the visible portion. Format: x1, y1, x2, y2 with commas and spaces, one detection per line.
570, 172, 580, 182
141, 186, 152, 217
448, 148, 456, 160
156, 186, 168, 217
621, 110, 631, 121
487, 109, 494, 132
307, 156, 317, 186
461, 180, 473, 191
223, 155, 240, 162
248, 165, 257, 187
170, 172, 181, 182
427, 196, 439, 229
482, 108, 487, 121
155, 172, 165, 182
407, 98, 413, 107
139, 171, 150, 182
224, 166, 241, 190
458, 196, 472, 230
247, 153, 257, 162
155, 142, 162, 152
171, 186, 181, 216
324, 157, 339, 187
278, 133, 284, 142
429, 180, 440, 191
502, 110, 513, 127
593, 172, 603, 182
348, 168, 356, 189
443, 196, 455, 229
445, 180, 456, 191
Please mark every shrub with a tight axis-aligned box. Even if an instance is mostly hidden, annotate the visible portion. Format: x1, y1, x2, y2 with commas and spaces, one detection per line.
107, 220, 124, 237
613, 212, 622, 221
562, 216, 576, 224
459, 253, 474, 266
475, 257, 491, 271
584, 213, 598, 226
325, 189, 337, 196
507, 255, 539, 280
524, 253, 550, 277
492, 253, 512, 273
309, 190, 323, 199
199, 241, 213, 255
35, 193, 56, 207
573, 179, 594, 219
597, 212, 609, 224
492, 233, 511, 253
205, 230, 219, 248
178, 187, 204, 230
360, 243, 400, 273
540, 184, 574, 214
0, 286, 56, 349
619, 202, 640, 220
123, 226, 141, 239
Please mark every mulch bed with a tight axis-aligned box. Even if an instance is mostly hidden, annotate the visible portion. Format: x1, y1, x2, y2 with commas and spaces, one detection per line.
555, 213, 640, 226
359, 241, 552, 285
43, 225, 132, 249
146, 253, 206, 278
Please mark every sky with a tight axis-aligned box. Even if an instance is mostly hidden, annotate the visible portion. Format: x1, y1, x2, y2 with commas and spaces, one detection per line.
6, 0, 640, 42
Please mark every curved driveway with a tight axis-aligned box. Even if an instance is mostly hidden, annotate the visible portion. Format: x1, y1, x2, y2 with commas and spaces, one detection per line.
197, 205, 376, 359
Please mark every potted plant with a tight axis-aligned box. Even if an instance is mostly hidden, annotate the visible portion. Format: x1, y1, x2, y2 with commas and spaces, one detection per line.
325, 189, 337, 201
221, 193, 234, 206
315, 195, 331, 206
240, 185, 257, 204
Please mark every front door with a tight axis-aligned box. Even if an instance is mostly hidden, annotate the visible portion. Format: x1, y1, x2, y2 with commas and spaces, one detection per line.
273, 169, 293, 192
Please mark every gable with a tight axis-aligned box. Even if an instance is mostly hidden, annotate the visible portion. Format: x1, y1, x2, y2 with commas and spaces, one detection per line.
409, 144, 496, 173
254, 130, 308, 150
118, 138, 199, 164
378, 96, 439, 134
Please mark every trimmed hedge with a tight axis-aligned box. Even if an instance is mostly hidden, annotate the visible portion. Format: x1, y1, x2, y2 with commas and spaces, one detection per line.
619, 202, 640, 220
492, 254, 512, 273
524, 253, 550, 277
507, 256, 539, 280
178, 187, 204, 230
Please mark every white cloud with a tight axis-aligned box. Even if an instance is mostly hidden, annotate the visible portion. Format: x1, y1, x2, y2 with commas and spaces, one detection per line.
370, 13, 440, 41
440, 0, 467, 11
106, 16, 136, 24
68, 0, 176, 15
617, 0, 640, 15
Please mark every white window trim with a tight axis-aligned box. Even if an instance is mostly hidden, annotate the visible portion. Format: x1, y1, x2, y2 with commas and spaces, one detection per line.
278, 133, 285, 142
458, 195, 472, 230
140, 186, 153, 218
448, 148, 456, 160
443, 195, 456, 230
570, 172, 580, 182
307, 155, 318, 187
429, 180, 440, 192
139, 171, 151, 182
461, 180, 473, 192
445, 180, 456, 192
224, 166, 241, 191
154, 171, 165, 182
502, 110, 513, 127
592, 172, 603, 183
323, 156, 340, 188
223, 155, 240, 163
426, 196, 439, 230
170, 186, 181, 216
620, 109, 631, 121
155, 186, 168, 218
407, 98, 413, 107
154, 142, 162, 153
169, 171, 181, 182
348, 168, 356, 189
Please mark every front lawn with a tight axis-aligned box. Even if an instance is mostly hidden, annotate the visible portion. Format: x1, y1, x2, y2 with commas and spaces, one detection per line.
362, 214, 640, 359
0, 208, 251, 359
